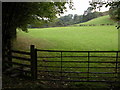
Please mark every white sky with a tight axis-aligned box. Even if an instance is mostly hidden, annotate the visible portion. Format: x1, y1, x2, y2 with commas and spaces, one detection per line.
61, 0, 109, 16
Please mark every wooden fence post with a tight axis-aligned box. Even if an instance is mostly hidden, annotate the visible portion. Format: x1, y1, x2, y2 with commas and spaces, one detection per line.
30, 45, 37, 80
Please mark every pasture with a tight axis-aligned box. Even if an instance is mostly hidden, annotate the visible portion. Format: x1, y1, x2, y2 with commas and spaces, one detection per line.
13, 25, 119, 88
75, 15, 116, 26
14, 26, 118, 51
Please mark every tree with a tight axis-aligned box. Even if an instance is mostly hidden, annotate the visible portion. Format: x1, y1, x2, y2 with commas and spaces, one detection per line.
73, 14, 80, 24
108, 2, 120, 29
2, 2, 73, 69
89, 1, 120, 29
83, 7, 93, 16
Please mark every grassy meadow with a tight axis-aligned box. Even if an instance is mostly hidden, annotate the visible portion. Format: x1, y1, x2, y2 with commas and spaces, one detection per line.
12, 16, 119, 88
14, 26, 118, 51
74, 15, 116, 26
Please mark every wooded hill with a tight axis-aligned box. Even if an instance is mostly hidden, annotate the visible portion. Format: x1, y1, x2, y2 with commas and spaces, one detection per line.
29, 11, 112, 28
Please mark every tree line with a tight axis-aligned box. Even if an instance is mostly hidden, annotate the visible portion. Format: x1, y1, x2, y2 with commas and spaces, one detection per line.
30, 10, 109, 28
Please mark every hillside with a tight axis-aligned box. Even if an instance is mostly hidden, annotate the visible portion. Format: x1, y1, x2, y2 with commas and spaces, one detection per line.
74, 15, 116, 26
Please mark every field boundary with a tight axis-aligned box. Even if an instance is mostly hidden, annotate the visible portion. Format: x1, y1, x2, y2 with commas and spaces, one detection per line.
37, 47, 120, 83
4, 45, 120, 84
3, 45, 37, 80
79, 24, 115, 26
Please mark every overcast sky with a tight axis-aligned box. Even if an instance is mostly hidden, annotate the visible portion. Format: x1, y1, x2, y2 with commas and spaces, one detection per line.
61, 0, 109, 16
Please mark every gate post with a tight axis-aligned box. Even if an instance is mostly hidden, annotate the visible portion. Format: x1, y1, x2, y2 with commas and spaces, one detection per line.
30, 45, 37, 80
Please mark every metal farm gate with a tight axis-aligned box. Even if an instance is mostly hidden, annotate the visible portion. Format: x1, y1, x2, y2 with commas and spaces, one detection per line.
4, 45, 120, 88
36, 48, 120, 86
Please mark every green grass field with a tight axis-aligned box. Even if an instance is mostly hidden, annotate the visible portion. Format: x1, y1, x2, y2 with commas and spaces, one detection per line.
74, 15, 116, 26
14, 26, 118, 51
12, 16, 119, 88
